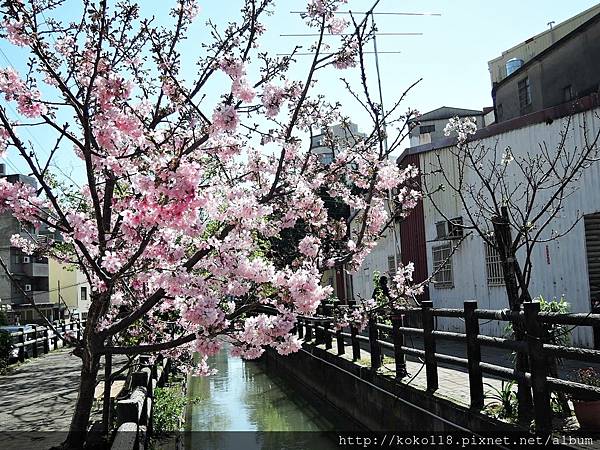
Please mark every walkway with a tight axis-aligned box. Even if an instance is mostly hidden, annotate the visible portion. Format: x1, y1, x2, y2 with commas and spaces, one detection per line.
0, 349, 125, 450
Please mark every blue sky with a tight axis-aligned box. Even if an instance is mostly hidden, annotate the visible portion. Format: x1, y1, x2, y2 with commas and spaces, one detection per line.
1, 0, 599, 176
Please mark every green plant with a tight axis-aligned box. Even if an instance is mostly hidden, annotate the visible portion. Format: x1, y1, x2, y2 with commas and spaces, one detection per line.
484, 381, 518, 421
576, 367, 600, 388
152, 385, 187, 434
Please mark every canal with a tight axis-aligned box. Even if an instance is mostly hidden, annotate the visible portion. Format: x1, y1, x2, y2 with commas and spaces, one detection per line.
184, 345, 359, 450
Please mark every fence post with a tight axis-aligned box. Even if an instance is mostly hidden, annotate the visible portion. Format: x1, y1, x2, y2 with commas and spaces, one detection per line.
297, 319, 304, 339
77, 318, 82, 341
350, 325, 361, 361
324, 320, 333, 350
391, 312, 407, 379
422, 301, 438, 392
464, 300, 484, 409
102, 349, 113, 436
53, 321, 58, 350
315, 320, 324, 346
305, 320, 313, 342
524, 301, 552, 435
32, 325, 38, 358
43, 327, 50, 354
336, 328, 345, 355
368, 316, 381, 371
18, 327, 25, 362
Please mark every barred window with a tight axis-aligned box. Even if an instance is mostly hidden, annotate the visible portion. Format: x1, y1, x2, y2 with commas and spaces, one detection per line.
485, 242, 504, 286
518, 77, 531, 109
432, 243, 453, 288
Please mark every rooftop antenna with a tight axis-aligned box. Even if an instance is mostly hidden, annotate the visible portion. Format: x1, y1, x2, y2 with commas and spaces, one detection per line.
284, 7, 441, 281
547, 21, 556, 30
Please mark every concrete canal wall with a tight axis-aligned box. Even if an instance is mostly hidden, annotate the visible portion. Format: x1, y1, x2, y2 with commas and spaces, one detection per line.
264, 344, 522, 434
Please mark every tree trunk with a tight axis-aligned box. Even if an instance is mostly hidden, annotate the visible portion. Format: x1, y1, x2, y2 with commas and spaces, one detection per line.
62, 352, 101, 449
492, 207, 533, 422
62, 292, 109, 449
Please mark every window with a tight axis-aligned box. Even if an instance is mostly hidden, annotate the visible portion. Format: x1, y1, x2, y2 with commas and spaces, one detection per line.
432, 243, 453, 288
319, 152, 333, 165
387, 255, 397, 278
420, 124, 435, 134
518, 77, 531, 110
80, 286, 88, 302
497, 104, 504, 121
447, 217, 464, 239
563, 85, 573, 102
485, 242, 504, 286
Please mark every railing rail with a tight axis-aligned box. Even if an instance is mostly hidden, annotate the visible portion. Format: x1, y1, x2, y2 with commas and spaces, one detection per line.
5, 319, 86, 363
289, 299, 600, 436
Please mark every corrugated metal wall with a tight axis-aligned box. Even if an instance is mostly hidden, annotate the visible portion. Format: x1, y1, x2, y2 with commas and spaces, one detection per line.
399, 153, 429, 299
418, 107, 600, 347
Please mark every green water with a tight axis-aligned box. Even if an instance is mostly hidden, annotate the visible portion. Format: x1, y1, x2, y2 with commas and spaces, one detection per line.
185, 346, 356, 450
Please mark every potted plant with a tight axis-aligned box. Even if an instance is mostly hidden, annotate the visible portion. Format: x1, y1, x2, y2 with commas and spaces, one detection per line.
572, 367, 600, 430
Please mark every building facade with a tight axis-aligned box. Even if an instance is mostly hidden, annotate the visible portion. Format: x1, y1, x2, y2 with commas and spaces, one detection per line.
399, 97, 600, 348
493, 10, 600, 123
0, 166, 61, 324
408, 107, 485, 147
48, 259, 91, 318
487, 3, 600, 85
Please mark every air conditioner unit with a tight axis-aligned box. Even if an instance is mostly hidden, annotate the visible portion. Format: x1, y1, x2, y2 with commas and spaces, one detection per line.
22, 256, 31, 264
24, 284, 32, 292
435, 221, 447, 240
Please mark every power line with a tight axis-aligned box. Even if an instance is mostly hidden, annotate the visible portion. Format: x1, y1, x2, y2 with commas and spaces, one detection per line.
290, 11, 442, 16
0, 47, 82, 188
277, 51, 402, 56
280, 32, 423, 37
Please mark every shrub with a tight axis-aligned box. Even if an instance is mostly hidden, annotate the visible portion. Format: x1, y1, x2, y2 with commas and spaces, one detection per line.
152, 386, 187, 434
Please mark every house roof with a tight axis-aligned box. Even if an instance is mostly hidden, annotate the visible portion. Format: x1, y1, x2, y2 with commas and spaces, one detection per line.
409, 106, 483, 123
398, 93, 600, 164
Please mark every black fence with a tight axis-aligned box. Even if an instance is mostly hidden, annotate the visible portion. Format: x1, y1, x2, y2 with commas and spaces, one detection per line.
293, 300, 600, 435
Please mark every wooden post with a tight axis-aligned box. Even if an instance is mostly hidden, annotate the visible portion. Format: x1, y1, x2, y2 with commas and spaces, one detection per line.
464, 300, 484, 409
422, 301, 438, 391
102, 350, 113, 436
297, 319, 304, 339
18, 327, 25, 362
524, 301, 552, 435
368, 316, 381, 371
391, 313, 407, 379
315, 321, 324, 346
305, 320, 313, 342
324, 320, 333, 350
53, 321, 59, 350
43, 327, 50, 354
336, 328, 345, 355
32, 325, 38, 358
350, 325, 361, 361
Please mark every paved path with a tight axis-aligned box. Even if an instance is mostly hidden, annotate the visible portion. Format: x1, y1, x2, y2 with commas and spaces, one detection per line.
0, 349, 126, 450
0, 349, 82, 449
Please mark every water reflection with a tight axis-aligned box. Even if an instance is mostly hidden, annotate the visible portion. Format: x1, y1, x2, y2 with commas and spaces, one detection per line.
185, 344, 355, 450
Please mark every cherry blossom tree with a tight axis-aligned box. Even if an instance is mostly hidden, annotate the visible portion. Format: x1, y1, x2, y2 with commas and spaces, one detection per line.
0, 0, 421, 447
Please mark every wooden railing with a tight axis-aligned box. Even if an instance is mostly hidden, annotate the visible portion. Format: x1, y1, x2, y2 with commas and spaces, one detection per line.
6, 319, 86, 363
293, 300, 600, 435
111, 355, 169, 450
